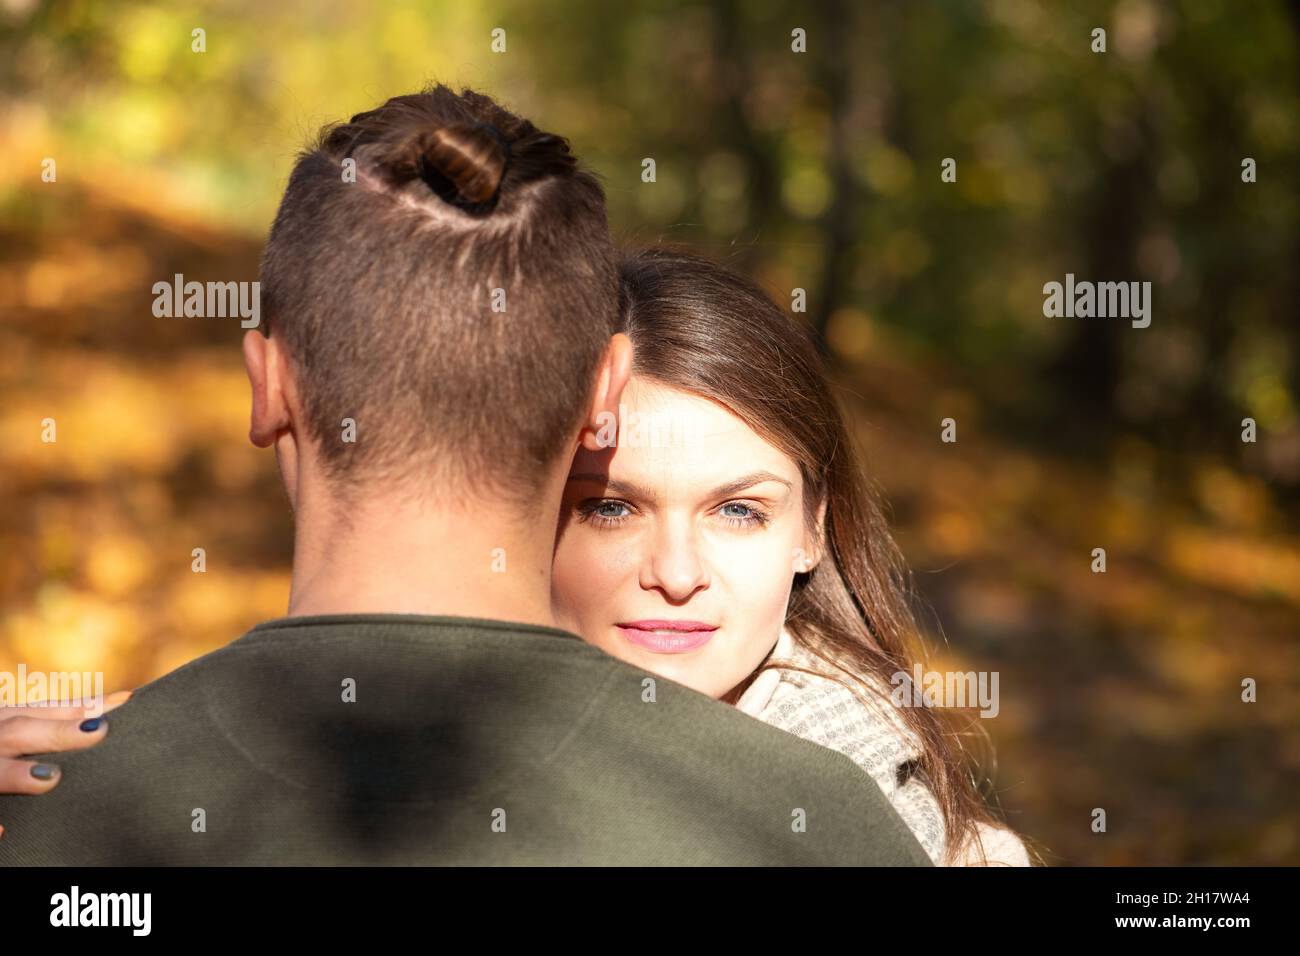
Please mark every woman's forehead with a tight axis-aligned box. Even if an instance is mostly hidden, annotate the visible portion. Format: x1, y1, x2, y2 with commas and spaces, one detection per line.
570, 379, 801, 495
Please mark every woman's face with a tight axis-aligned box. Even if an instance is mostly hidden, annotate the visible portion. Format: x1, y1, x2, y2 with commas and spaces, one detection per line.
552, 376, 820, 700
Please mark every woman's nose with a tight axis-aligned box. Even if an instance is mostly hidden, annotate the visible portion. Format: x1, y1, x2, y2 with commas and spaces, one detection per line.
640, 520, 709, 601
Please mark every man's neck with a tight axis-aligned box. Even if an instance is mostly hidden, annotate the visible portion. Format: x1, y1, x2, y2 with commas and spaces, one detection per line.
284, 479, 562, 630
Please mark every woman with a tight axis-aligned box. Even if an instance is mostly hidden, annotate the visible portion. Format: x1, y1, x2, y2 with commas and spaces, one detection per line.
554, 246, 1034, 866
1, 247, 1035, 865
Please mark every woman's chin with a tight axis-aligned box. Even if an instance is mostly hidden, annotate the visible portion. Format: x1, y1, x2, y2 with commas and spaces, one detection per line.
591, 640, 727, 699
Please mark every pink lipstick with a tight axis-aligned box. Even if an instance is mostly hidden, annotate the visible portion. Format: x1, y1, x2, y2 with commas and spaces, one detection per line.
616, 620, 718, 653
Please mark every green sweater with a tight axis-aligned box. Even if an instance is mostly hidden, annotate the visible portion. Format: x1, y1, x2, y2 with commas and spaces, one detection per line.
0, 615, 933, 865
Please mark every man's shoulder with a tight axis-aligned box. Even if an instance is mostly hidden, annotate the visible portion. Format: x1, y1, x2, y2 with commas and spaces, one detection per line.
540, 657, 934, 864
0, 616, 933, 864
579, 656, 893, 786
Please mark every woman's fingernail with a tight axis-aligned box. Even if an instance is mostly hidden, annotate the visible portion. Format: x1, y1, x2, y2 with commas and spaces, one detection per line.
79, 718, 103, 732
30, 764, 58, 780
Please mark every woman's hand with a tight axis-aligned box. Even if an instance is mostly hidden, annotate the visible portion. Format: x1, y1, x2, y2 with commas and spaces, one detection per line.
0, 690, 133, 831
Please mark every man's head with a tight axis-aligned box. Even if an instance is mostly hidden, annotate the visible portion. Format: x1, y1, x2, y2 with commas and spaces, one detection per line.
245, 84, 630, 513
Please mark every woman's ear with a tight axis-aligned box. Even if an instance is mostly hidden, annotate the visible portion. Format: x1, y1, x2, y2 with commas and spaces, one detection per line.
579, 332, 633, 452
798, 495, 830, 573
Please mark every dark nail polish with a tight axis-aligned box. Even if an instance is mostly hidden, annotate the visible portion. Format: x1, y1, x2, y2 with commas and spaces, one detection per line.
30, 764, 58, 780
79, 718, 102, 732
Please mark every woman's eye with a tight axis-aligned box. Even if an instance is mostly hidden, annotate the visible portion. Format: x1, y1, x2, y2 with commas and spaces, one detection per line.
578, 499, 632, 527
717, 501, 769, 527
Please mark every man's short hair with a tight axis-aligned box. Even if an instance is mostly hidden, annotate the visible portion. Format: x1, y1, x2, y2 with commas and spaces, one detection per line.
258, 84, 618, 502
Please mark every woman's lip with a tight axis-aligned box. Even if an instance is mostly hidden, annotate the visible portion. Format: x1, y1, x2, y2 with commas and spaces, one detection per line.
617, 620, 718, 632
616, 623, 717, 653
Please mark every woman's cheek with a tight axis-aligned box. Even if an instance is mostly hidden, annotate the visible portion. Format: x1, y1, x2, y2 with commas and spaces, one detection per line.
710, 533, 798, 640
716, 530, 798, 606
553, 529, 634, 629
551, 536, 587, 628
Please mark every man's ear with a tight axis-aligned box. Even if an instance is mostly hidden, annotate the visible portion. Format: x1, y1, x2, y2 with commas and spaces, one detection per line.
578, 332, 633, 452
242, 329, 293, 448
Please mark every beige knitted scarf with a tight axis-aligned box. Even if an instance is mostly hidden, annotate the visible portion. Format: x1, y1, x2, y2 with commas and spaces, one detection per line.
735, 628, 1030, 866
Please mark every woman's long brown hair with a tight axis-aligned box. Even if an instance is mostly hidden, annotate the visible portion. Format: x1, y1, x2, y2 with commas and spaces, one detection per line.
616, 245, 1036, 865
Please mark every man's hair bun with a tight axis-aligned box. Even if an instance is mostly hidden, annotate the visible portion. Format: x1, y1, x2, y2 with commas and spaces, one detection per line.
416, 122, 512, 210
355, 106, 586, 216
372, 121, 512, 213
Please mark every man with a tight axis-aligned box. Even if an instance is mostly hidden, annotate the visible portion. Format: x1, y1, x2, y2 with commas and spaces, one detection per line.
0, 85, 931, 865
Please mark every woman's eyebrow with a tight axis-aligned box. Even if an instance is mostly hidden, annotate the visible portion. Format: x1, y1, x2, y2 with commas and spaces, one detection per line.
566, 473, 655, 501
709, 471, 792, 498
565, 470, 791, 503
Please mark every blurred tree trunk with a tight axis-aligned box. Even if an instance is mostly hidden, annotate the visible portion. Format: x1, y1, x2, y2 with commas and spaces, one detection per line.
1182, 83, 1244, 462
1280, 3, 1300, 493
808, 0, 857, 359
712, 0, 782, 271
1043, 106, 1153, 450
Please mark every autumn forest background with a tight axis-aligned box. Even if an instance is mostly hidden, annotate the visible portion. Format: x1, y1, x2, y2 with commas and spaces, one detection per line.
2, 0, 1298, 865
